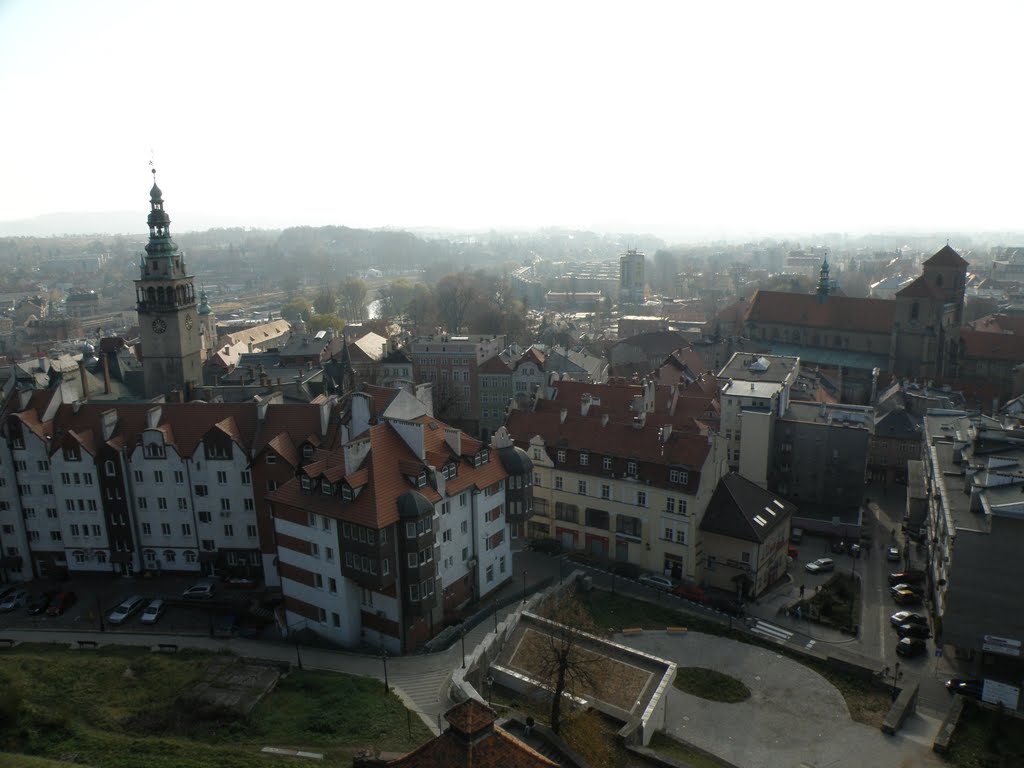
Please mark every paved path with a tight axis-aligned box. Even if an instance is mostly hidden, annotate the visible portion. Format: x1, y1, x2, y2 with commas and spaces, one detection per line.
620, 630, 945, 768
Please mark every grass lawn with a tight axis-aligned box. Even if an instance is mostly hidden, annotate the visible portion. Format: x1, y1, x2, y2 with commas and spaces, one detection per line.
0, 644, 430, 768
579, 591, 891, 727
946, 700, 1024, 767
647, 732, 730, 768
673, 668, 751, 703
0, 755, 82, 768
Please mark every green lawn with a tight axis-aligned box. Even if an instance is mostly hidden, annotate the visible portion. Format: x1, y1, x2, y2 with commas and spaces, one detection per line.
673, 668, 751, 703
0, 644, 430, 768
946, 700, 1024, 767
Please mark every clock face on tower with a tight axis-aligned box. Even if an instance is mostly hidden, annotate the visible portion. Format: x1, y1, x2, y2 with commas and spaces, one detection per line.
151, 317, 168, 334
184, 313, 193, 331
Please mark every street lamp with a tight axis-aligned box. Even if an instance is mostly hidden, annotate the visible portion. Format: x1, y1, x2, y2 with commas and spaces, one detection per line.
884, 662, 902, 701
485, 673, 494, 709
380, 646, 389, 693
522, 569, 528, 603
493, 600, 498, 634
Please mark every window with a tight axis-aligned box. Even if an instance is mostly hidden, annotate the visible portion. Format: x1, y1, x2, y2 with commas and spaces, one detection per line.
70, 524, 80, 537
534, 472, 542, 486
133, 470, 143, 483
442, 529, 452, 543
161, 523, 171, 535
328, 577, 337, 594
460, 492, 467, 507
637, 491, 647, 507
406, 522, 416, 539
325, 546, 334, 562
741, 551, 750, 563
220, 498, 231, 511
557, 449, 566, 463
17, 484, 30, 495
23, 508, 35, 518
82, 473, 93, 486
266, 454, 276, 464
240, 471, 251, 485
500, 555, 506, 574
244, 498, 255, 511
555, 476, 563, 491
670, 469, 689, 485
580, 453, 589, 466
198, 510, 211, 523
174, 470, 184, 484
217, 471, 228, 484
627, 461, 637, 476
441, 501, 450, 516
266, 480, 278, 491
38, 460, 49, 471
485, 564, 494, 582
14, 460, 27, 471
195, 484, 208, 497
246, 524, 257, 538
178, 497, 188, 510
29, 531, 39, 542
676, 529, 686, 544
182, 523, 192, 536
318, 608, 327, 624
137, 497, 148, 510
332, 612, 340, 628
87, 499, 97, 511
577, 480, 587, 495
153, 470, 164, 483
601, 484, 611, 500
224, 524, 234, 537
141, 523, 152, 535
144, 443, 165, 459
201, 539, 215, 551
460, 520, 468, 534
65, 499, 75, 512
315, 573, 324, 589
158, 497, 168, 510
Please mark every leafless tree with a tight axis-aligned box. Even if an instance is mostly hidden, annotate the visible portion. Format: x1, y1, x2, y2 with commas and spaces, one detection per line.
536, 595, 601, 735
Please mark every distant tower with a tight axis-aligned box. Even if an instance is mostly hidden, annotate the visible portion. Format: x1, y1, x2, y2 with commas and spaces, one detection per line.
816, 257, 830, 303
135, 171, 202, 398
197, 288, 217, 360
619, 249, 646, 308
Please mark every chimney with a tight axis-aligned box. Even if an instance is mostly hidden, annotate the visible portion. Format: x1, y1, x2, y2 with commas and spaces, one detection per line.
37, 356, 46, 373
601, 414, 609, 428
560, 408, 568, 424
660, 424, 673, 443
101, 409, 117, 441
581, 393, 592, 417
77, 359, 90, 401
101, 353, 111, 395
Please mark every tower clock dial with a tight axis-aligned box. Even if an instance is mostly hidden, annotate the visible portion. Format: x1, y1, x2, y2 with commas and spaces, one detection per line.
151, 317, 168, 334
184, 313, 193, 331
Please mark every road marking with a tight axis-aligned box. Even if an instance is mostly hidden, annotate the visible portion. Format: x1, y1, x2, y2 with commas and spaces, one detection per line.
806, 639, 816, 650
751, 620, 793, 643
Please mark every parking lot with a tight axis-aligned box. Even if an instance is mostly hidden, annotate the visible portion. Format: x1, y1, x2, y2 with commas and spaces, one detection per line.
0, 574, 276, 638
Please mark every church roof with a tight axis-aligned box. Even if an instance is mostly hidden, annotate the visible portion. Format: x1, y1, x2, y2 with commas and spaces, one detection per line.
744, 290, 894, 334
923, 245, 968, 268
895, 275, 944, 300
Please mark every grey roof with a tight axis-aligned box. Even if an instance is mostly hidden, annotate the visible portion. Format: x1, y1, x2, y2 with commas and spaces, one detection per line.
717, 352, 799, 383
497, 445, 533, 475
699, 472, 796, 543
397, 490, 434, 519
873, 408, 922, 441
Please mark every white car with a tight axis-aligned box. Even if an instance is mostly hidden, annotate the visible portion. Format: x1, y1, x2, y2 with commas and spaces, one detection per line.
182, 581, 216, 599
139, 598, 166, 625
804, 558, 835, 574
108, 595, 146, 625
0, 589, 28, 612
887, 546, 901, 562
638, 574, 675, 591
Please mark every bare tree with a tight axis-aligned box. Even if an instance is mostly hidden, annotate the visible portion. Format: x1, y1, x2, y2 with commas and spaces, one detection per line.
337, 277, 368, 322
436, 273, 477, 333
536, 595, 601, 735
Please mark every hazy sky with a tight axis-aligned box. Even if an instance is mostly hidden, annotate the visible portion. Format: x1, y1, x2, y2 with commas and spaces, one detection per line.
2, 1, 1022, 238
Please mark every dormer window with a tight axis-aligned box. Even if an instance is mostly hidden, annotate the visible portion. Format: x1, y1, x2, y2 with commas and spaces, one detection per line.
144, 443, 165, 459
416, 472, 427, 488
302, 445, 314, 459
442, 463, 457, 480
342, 485, 353, 502
321, 482, 332, 496
301, 476, 312, 492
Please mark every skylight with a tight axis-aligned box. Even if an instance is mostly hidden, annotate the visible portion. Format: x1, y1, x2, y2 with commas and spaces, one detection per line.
764, 506, 776, 517
773, 499, 785, 509
753, 515, 767, 527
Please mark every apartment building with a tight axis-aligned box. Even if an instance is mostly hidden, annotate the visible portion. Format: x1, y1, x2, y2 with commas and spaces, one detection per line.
409, 334, 505, 432
506, 378, 728, 582
267, 388, 516, 653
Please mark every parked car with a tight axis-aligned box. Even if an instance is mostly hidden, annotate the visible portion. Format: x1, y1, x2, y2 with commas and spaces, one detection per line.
638, 574, 674, 591
787, 545, 799, 560
890, 610, 928, 628
830, 540, 847, 554
945, 678, 983, 698
182, 581, 216, 599
108, 595, 146, 625
46, 591, 77, 616
0, 589, 28, 612
887, 546, 901, 562
892, 589, 922, 606
897, 623, 932, 640
889, 570, 927, 586
672, 582, 708, 603
708, 596, 745, 617
896, 637, 927, 657
805, 558, 834, 574
790, 527, 803, 544
140, 599, 166, 625
26, 591, 56, 616
0, 584, 19, 602
890, 583, 925, 597
848, 543, 862, 558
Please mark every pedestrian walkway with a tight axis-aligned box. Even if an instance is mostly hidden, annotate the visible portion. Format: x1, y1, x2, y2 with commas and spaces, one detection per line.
749, 619, 793, 644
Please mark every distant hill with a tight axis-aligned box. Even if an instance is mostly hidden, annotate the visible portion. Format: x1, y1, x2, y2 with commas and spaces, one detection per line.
0, 211, 299, 237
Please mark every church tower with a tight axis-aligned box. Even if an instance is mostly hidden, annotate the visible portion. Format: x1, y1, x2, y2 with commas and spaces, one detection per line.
135, 171, 202, 398
197, 288, 217, 361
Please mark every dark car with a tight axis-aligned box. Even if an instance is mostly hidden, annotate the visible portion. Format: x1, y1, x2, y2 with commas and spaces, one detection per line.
26, 591, 56, 616
708, 596, 745, 616
46, 591, 76, 616
888, 570, 927, 587
897, 623, 932, 639
830, 540, 847, 554
945, 678, 983, 698
896, 637, 927, 657
672, 582, 708, 604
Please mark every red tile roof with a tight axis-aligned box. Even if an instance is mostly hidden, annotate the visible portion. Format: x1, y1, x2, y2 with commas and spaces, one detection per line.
744, 290, 895, 334
968, 314, 1024, 335
386, 699, 558, 768
894, 275, 944, 300
959, 329, 1024, 362
479, 356, 512, 374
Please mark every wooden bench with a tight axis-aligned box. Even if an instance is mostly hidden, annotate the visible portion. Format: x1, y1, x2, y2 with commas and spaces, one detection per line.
154, 643, 178, 654
0, 638, 15, 648
76, 639, 99, 649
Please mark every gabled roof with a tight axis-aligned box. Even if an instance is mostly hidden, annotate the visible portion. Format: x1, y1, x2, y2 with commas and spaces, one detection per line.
385, 699, 558, 768
894, 275, 944, 300
699, 472, 795, 543
479, 355, 512, 374
873, 408, 921, 441
923, 245, 968, 268
959, 329, 1024, 362
744, 290, 894, 334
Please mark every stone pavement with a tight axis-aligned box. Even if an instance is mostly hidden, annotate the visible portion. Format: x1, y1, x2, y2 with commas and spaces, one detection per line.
620, 629, 945, 768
